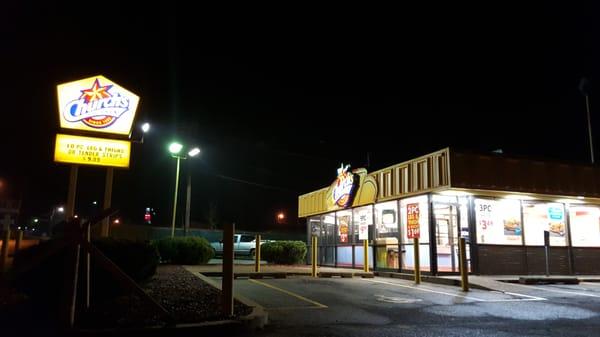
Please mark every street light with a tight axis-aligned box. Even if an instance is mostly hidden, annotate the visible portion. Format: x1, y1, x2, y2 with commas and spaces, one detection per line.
168, 142, 200, 238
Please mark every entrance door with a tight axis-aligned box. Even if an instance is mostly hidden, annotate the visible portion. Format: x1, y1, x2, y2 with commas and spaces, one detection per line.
434, 203, 459, 273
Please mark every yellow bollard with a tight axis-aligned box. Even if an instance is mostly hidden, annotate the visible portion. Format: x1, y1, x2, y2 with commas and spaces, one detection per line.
459, 237, 469, 291
311, 235, 318, 277
414, 237, 421, 284
255, 234, 261, 273
363, 239, 369, 272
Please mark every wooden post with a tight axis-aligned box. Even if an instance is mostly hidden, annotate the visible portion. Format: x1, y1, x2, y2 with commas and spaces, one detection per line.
254, 234, 261, 273
311, 235, 318, 277
222, 222, 234, 317
1, 229, 10, 272
459, 237, 469, 291
101, 168, 114, 237
414, 237, 421, 284
82, 224, 91, 308
66, 165, 78, 219
14, 230, 23, 253
60, 221, 81, 328
363, 238, 369, 272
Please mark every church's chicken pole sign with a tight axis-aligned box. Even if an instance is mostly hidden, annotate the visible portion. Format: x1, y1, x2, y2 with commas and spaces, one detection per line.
57, 75, 139, 136
54, 134, 131, 168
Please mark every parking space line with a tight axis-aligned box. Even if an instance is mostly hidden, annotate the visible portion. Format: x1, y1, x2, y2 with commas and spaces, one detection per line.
248, 279, 328, 308
362, 279, 486, 301
507, 283, 600, 298
362, 279, 546, 302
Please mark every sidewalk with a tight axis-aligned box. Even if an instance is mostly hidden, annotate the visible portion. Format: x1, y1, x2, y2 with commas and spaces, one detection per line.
184, 264, 373, 278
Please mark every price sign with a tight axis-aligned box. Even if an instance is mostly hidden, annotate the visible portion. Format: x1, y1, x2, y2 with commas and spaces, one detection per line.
407, 203, 420, 239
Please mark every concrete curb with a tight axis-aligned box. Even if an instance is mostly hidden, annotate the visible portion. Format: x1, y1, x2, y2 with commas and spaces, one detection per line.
375, 271, 492, 291
198, 270, 374, 279
192, 270, 269, 331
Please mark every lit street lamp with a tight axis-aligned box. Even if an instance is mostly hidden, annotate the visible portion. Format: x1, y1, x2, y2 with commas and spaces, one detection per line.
169, 142, 200, 238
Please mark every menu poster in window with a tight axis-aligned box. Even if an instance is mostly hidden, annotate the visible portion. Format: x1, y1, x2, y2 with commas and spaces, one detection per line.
358, 210, 369, 240
570, 206, 600, 247
547, 205, 565, 238
338, 215, 350, 243
499, 200, 522, 239
407, 203, 420, 239
475, 199, 495, 244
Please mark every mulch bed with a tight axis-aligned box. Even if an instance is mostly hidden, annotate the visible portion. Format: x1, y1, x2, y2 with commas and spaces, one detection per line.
78, 265, 252, 329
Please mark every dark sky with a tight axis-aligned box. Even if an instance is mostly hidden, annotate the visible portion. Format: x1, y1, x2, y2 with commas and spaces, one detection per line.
1, 3, 599, 231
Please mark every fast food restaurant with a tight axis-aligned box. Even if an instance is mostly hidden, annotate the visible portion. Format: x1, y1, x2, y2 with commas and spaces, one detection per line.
298, 148, 600, 275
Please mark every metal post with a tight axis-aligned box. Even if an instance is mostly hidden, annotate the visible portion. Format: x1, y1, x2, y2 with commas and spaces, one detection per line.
1, 229, 10, 272
222, 222, 234, 317
459, 237, 469, 291
171, 156, 181, 238
363, 239, 369, 272
184, 169, 191, 236
101, 168, 114, 237
585, 95, 594, 164
15, 230, 23, 253
254, 234, 261, 273
66, 165, 79, 219
414, 237, 421, 284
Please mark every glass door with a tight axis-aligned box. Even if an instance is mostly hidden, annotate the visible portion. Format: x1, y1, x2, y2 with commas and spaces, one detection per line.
434, 203, 459, 272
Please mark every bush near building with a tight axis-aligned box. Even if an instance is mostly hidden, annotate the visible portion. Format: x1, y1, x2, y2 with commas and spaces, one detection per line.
261, 241, 307, 264
152, 237, 214, 265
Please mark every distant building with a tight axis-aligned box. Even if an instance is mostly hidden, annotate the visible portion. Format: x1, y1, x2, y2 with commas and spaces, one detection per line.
298, 148, 600, 275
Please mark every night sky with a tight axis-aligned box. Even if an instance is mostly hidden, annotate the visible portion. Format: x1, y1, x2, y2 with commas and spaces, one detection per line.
1, 3, 599, 232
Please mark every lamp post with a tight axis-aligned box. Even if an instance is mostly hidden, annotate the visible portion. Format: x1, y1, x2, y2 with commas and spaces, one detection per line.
169, 143, 200, 238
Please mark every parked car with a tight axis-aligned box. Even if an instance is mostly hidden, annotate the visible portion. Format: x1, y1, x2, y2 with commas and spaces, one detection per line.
210, 234, 271, 257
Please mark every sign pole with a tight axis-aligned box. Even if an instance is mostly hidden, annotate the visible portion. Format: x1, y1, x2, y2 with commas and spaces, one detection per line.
414, 238, 421, 284
171, 156, 181, 238
66, 165, 78, 219
101, 168, 114, 237
222, 222, 234, 317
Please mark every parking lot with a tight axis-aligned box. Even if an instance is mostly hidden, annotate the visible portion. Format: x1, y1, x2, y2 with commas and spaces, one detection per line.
221, 276, 600, 337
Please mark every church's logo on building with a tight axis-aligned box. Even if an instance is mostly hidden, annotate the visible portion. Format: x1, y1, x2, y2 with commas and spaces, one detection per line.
331, 164, 358, 208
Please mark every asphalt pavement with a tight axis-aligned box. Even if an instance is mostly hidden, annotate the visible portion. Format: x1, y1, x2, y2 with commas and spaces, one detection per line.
219, 275, 600, 337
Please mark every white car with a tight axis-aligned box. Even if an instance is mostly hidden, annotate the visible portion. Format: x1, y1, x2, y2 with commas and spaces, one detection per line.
210, 234, 270, 257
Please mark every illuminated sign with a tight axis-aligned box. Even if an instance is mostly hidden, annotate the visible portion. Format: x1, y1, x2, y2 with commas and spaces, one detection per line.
54, 134, 131, 168
57, 75, 140, 136
407, 203, 420, 239
331, 164, 357, 208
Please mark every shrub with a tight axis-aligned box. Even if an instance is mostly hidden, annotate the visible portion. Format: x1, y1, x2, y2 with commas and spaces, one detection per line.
152, 237, 214, 265
261, 241, 307, 264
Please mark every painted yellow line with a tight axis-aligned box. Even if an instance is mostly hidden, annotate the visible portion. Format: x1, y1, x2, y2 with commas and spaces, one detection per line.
248, 279, 328, 308
266, 306, 326, 311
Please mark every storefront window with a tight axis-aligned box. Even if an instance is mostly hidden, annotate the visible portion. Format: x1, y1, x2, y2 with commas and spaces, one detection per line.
475, 198, 522, 245
374, 201, 398, 269
523, 202, 567, 246
352, 205, 373, 243
569, 205, 600, 247
320, 213, 336, 245
400, 195, 430, 271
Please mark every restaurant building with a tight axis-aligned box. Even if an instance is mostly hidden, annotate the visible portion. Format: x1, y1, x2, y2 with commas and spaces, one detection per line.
298, 148, 600, 275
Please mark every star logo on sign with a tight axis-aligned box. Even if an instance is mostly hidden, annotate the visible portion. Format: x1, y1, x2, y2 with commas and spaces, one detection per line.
80, 78, 113, 103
